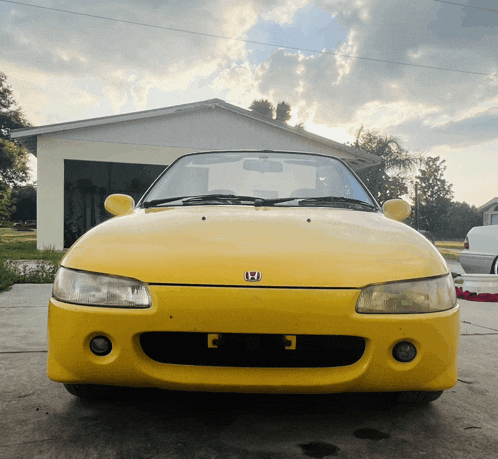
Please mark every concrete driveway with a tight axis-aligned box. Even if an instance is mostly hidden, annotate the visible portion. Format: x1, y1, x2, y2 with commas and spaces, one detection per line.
1, 283, 497, 459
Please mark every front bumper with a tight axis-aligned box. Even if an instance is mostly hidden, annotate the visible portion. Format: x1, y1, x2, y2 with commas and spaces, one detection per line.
47, 285, 460, 394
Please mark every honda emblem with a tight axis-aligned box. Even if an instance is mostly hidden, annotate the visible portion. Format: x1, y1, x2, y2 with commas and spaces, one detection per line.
244, 271, 262, 282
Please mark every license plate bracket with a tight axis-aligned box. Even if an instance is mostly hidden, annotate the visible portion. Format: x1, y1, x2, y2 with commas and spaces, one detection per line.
207, 333, 296, 351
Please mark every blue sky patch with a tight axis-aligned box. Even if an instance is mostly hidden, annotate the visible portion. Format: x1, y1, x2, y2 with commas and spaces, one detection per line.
245, 4, 347, 65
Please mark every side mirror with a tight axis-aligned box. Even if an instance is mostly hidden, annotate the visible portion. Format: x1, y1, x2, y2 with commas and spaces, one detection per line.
382, 199, 411, 221
104, 194, 135, 216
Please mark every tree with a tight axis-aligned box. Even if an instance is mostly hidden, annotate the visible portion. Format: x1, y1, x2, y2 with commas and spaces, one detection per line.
0, 73, 31, 221
1, 72, 30, 140
0, 179, 14, 223
275, 101, 291, 122
0, 138, 29, 187
439, 201, 482, 240
249, 99, 301, 127
414, 156, 454, 238
249, 99, 274, 119
353, 127, 421, 204
11, 184, 36, 222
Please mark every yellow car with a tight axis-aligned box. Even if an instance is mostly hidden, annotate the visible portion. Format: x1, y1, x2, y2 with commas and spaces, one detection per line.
48, 150, 459, 403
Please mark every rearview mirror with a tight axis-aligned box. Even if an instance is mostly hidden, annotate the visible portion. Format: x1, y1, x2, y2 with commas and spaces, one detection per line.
104, 194, 135, 216
382, 199, 411, 221
243, 159, 283, 173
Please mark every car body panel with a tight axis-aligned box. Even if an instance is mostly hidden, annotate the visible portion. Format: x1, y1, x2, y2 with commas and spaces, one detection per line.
61, 206, 448, 288
460, 225, 498, 274
47, 287, 459, 393
459, 251, 495, 274
48, 150, 458, 396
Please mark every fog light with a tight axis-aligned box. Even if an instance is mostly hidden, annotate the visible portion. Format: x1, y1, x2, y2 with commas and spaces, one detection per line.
90, 336, 112, 356
392, 341, 417, 362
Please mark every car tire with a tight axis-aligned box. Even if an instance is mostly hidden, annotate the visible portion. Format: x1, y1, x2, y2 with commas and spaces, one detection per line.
63, 383, 113, 399
492, 258, 498, 275
394, 390, 444, 404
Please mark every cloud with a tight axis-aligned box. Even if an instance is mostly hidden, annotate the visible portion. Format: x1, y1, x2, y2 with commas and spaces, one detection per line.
217, 0, 498, 151
1, 0, 266, 120
2, 0, 498, 205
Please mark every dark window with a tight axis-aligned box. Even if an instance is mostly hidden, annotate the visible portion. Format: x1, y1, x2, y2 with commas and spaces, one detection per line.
64, 159, 165, 248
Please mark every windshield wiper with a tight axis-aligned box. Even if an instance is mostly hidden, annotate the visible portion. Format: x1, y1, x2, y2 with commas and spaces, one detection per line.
143, 194, 300, 208
297, 196, 378, 210
143, 194, 260, 208
254, 197, 299, 206
181, 195, 300, 206
181, 194, 255, 205
143, 195, 195, 208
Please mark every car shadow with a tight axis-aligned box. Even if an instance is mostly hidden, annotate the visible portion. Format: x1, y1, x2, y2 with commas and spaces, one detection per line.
70, 386, 431, 418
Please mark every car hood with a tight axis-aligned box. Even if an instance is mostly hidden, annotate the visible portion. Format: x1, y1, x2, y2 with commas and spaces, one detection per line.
62, 206, 448, 288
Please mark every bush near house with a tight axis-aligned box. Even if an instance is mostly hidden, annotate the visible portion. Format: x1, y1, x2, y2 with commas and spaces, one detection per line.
0, 228, 64, 292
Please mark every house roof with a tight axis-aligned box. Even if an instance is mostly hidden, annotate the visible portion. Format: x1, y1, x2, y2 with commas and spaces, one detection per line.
10, 98, 380, 169
478, 197, 498, 212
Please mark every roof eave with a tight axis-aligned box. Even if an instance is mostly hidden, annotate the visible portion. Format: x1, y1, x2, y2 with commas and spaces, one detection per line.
10, 98, 381, 169
214, 101, 380, 170
478, 197, 498, 212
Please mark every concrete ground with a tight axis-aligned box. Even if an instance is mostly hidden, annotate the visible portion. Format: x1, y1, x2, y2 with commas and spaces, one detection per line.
1, 282, 497, 459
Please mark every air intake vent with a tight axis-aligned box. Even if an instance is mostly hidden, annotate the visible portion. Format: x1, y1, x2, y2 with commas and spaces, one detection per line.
140, 332, 365, 368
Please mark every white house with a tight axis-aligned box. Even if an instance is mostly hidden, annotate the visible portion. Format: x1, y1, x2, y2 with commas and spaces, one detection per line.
479, 198, 498, 226
11, 99, 380, 251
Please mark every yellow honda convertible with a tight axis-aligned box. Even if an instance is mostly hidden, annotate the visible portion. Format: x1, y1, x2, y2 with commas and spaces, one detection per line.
48, 150, 459, 403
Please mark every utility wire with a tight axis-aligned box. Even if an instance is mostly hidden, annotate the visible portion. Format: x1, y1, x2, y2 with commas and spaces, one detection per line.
1, 0, 497, 78
434, 0, 498, 13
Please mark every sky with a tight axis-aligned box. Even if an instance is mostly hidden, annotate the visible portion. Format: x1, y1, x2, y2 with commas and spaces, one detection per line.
1, 0, 497, 207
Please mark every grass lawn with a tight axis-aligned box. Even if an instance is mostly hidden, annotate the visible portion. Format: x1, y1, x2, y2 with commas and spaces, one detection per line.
0, 228, 64, 292
437, 248, 460, 260
434, 241, 463, 261
0, 228, 65, 262
435, 241, 464, 250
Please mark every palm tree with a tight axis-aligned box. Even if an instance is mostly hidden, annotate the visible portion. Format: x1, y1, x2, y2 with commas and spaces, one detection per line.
249, 99, 274, 119
353, 127, 423, 204
275, 101, 291, 122
249, 99, 302, 128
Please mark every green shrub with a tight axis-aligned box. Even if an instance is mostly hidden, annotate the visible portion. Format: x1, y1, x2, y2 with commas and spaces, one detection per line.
0, 259, 59, 292
0, 260, 19, 292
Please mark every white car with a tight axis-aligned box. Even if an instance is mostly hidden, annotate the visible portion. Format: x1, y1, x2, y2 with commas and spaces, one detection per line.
460, 226, 498, 274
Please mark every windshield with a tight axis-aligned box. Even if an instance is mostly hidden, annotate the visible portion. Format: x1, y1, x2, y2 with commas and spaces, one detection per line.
141, 151, 376, 208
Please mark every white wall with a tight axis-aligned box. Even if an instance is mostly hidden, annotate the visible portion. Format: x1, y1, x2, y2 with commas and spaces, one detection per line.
483, 210, 498, 226
36, 108, 354, 250
37, 137, 192, 250
58, 108, 357, 158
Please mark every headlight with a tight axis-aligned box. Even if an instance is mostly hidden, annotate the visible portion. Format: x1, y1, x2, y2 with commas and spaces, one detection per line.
356, 274, 456, 314
53, 266, 151, 308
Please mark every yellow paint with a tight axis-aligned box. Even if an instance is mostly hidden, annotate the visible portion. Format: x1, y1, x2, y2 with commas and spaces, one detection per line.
382, 199, 411, 221
104, 194, 135, 216
285, 335, 297, 350
49, 204, 459, 393
47, 287, 459, 393
61, 206, 447, 288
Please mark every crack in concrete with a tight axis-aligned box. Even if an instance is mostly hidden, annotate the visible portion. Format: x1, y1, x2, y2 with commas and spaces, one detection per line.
0, 306, 47, 308
461, 333, 498, 336
0, 438, 55, 448
0, 350, 47, 354
461, 321, 498, 333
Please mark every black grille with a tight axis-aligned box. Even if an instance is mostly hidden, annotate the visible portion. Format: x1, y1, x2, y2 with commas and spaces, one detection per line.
140, 332, 365, 368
